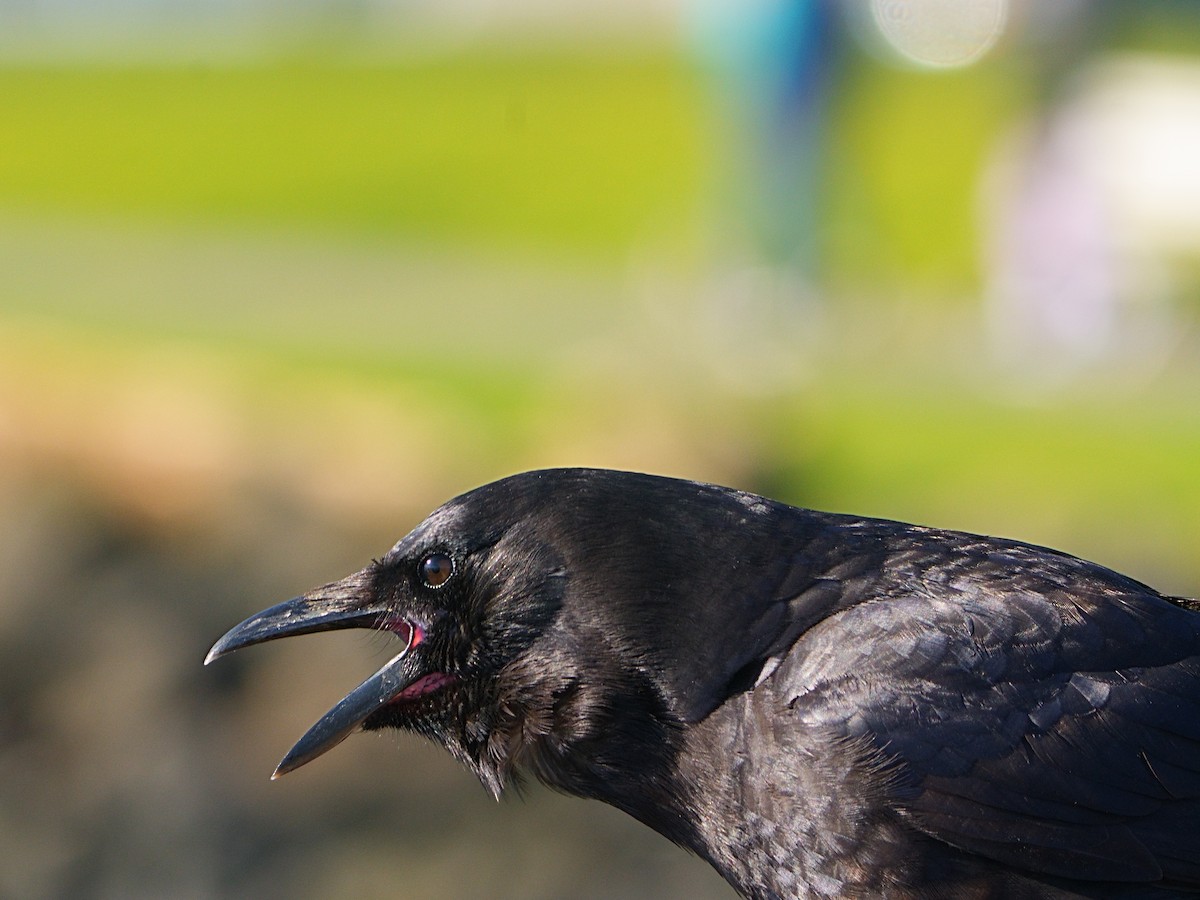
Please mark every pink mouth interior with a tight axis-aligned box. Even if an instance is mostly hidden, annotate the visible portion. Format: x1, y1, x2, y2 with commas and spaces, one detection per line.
380, 618, 454, 703
392, 671, 457, 702
383, 617, 420, 646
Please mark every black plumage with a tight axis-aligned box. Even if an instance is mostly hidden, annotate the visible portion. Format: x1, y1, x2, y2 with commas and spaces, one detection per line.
207, 468, 1200, 898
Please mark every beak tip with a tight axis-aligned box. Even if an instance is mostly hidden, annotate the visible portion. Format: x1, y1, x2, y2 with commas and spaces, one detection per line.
204, 624, 251, 666
273, 750, 305, 780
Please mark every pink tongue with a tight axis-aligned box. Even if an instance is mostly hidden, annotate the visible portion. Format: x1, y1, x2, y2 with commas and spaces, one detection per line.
393, 672, 456, 702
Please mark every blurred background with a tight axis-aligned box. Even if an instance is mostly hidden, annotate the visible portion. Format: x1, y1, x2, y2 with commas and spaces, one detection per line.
3, 0, 1200, 897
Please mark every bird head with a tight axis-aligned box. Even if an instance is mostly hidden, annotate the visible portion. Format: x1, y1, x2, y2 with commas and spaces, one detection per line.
207, 468, 822, 811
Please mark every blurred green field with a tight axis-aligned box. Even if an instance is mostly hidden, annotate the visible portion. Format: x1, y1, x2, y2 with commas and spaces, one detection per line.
0, 49, 1031, 284
0, 52, 708, 259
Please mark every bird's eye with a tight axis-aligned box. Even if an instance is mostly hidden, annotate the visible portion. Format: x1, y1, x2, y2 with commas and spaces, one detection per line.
419, 551, 455, 588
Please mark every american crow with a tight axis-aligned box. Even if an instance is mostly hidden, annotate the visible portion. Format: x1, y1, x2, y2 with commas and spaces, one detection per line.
207, 468, 1200, 898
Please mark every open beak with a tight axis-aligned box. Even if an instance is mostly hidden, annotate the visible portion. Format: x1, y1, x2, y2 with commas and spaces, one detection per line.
205, 569, 427, 778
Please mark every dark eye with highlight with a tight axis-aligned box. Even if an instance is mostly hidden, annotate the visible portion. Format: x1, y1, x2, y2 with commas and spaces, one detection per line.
419, 551, 454, 588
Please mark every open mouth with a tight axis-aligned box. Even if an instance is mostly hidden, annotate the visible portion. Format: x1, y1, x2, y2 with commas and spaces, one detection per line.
205, 579, 455, 778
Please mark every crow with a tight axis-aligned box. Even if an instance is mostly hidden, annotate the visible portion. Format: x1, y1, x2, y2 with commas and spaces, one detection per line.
207, 468, 1200, 898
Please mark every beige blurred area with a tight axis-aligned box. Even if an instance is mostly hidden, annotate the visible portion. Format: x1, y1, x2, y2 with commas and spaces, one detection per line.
3, 1, 1200, 897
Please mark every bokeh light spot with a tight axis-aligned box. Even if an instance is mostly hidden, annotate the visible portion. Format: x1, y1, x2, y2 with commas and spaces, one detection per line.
870, 0, 1008, 69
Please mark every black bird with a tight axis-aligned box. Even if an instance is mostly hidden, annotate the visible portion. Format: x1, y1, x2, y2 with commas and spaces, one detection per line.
207, 468, 1200, 898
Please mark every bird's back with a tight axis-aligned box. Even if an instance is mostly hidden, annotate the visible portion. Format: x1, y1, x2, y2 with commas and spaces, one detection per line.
677, 517, 1200, 899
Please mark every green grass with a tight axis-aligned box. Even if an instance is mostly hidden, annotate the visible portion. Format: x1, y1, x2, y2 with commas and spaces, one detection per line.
0, 48, 1035, 284
764, 386, 1200, 550
0, 53, 709, 259
825, 58, 1029, 294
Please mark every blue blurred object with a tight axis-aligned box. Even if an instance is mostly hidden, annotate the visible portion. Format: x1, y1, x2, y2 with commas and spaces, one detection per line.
687, 0, 841, 275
